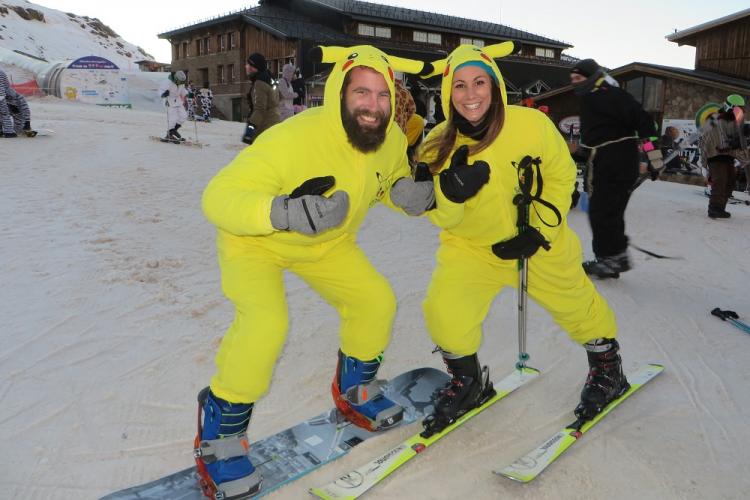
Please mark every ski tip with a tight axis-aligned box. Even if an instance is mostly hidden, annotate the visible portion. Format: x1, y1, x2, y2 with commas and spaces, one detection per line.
493, 469, 532, 483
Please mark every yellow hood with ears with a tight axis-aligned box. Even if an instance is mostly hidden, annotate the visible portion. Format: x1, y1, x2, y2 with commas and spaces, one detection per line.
422, 41, 514, 118
310, 45, 432, 138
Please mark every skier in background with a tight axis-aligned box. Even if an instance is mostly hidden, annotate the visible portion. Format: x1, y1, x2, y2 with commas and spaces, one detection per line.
158, 71, 188, 141
569, 58, 658, 279
0, 67, 34, 138
698, 95, 749, 219
400, 43, 627, 434
199, 85, 213, 122
242, 52, 279, 145
195, 45, 434, 498
292, 68, 306, 114
277, 63, 297, 121
186, 81, 196, 121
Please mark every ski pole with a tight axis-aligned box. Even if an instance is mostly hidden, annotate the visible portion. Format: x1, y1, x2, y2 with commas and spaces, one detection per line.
711, 308, 750, 334
513, 156, 534, 370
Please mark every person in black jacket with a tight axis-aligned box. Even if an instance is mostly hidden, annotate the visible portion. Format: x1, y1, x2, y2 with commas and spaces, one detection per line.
570, 59, 657, 278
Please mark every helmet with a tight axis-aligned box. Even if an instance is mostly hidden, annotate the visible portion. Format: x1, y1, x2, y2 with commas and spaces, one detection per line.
174, 70, 187, 83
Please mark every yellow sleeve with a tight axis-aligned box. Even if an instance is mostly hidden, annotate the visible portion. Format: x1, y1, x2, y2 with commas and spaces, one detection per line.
202, 145, 284, 236
532, 117, 577, 243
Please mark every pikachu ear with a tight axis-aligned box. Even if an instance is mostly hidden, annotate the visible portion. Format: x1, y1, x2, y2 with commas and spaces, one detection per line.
387, 55, 434, 76
420, 58, 447, 79
483, 41, 515, 59
307, 46, 352, 64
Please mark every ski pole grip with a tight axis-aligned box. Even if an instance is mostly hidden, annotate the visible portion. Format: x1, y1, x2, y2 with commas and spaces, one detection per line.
711, 308, 739, 320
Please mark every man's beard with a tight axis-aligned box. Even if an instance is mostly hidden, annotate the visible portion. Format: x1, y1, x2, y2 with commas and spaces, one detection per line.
341, 106, 389, 153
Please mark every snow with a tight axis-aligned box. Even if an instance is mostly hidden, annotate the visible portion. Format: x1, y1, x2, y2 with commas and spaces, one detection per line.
2, 97, 750, 500
0, 0, 151, 69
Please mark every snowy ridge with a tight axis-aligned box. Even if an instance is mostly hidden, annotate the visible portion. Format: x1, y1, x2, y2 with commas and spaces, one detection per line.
0, 0, 151, 70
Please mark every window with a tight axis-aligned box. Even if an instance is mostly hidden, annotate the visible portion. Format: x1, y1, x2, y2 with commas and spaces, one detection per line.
182, 42, 188, 58
204, 38, 210, 54
460, 37, 484, 47
413, 31, 427, 43
217, 65, 224, 84
229, 32, 236, 49
427, 33, 441, 44
358, 23, 375, 36
218, 34, 225, 52
534, 47, 554, 58
196, 40, 202, 56
375, 26, 391, 38
624, 76, 663, 112
228, 64, 235, 83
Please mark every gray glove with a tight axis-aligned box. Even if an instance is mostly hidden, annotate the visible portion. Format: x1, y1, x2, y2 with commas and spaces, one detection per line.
390, 177, 435, 216
270, 191, 349, 235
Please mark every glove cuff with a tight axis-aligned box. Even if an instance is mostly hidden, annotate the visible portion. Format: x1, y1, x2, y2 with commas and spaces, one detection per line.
270, 196, 290, 230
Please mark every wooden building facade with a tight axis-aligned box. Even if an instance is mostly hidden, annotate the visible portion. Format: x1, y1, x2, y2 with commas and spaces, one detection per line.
158, 0, 573, 121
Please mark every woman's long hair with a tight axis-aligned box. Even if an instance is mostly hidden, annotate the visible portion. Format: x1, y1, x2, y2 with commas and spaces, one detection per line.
419, 82, 505, 174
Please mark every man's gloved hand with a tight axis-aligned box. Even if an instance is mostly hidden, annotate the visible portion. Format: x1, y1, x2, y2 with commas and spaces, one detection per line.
270, 191, 349, 235
390, 163, 435, 216
439, 145, 490, 203
241, 123, 257, 145
491, 226, 551, 260
161, 90, 170, 98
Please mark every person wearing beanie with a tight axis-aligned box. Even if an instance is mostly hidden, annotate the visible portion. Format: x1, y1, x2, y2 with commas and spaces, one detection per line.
411, 43, 626, 435
196, 45, 436, 498
242, 52, 280, 144
0, 66, 35, 137
569, 58, 657, 278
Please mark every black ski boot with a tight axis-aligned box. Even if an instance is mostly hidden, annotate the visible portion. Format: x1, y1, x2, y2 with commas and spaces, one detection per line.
421, 351, 495, 437
574, 338, 630, 421
583, 250, 630, 279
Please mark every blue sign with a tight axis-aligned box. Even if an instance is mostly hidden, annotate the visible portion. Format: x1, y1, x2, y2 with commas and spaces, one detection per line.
68, 56, 119, 70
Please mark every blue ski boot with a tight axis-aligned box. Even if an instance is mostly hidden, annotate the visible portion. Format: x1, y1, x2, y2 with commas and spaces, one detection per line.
331, 350, 404, 431
194, 388, 262, 499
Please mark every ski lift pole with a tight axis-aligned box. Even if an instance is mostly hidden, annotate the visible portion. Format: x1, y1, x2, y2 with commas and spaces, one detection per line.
514, 156, 534, 370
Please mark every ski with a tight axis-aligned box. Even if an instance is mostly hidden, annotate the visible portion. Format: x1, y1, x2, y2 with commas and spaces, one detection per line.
711, 308, 750, 334
495, 363, 664, 483
309, 366, 540, 499
101, 367, 448, 499
149, 135, 206, 148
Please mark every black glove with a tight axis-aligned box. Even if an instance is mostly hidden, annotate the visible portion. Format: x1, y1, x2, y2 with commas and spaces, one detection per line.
9, 104, 19, 114
161, 90, 170, 98
491, 226, 551, 260
290, 176, 336, 198
241, 123, 257, 145
571, 181, 580, 209
439, 145, 490, 203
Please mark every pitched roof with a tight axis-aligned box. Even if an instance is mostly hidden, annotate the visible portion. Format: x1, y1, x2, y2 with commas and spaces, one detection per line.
159, 0, 571, 49
302, 0, 571, 48
534, 61, 750, 101
667, 8, 750, 46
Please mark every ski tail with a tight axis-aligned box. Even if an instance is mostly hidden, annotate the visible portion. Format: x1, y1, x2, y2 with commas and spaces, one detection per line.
310, 366, 540, 499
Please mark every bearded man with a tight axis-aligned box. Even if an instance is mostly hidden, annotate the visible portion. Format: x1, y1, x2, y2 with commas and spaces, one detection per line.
194, 46, 434, 498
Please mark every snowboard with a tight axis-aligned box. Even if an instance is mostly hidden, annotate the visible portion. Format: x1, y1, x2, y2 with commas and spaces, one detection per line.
149, 135, 206, 148
100, 367, 449, 499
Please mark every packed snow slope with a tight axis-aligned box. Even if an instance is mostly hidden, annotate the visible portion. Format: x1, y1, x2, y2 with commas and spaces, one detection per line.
2, 98, 749, 499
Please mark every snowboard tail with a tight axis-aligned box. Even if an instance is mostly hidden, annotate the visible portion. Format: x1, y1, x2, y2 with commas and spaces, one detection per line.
100, 367, 449, 499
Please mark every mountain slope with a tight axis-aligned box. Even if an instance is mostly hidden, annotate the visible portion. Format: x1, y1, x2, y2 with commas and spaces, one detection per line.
0, 0, 152, 69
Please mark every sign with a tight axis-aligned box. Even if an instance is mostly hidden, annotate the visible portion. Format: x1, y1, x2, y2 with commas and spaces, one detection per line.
68, 56, 119, 70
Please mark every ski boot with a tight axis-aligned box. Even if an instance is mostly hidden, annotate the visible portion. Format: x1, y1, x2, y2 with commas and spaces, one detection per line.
574, 338, 630, 421
2, 131, 17, 138
421, 351, 495, 437
583, 250, 630, 279
331, 350, 404, 432
194, 388, 262, 499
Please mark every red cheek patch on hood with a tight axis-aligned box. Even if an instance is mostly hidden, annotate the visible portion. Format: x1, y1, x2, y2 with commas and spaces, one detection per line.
342, 59, 354, 72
